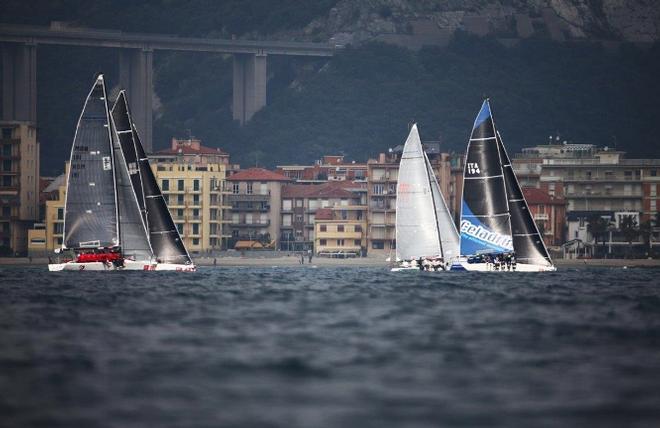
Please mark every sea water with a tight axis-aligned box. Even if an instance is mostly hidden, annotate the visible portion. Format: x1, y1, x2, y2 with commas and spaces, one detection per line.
1, 266, 659, 427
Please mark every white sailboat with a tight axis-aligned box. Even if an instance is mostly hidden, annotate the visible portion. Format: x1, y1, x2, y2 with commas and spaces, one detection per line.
457, 100, 555, 272
48, 75, 195, 271
392, 124, 460, 272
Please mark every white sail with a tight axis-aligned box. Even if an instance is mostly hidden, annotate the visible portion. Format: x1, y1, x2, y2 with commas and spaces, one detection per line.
395, 125, 442, 261
425, 153, 460, 261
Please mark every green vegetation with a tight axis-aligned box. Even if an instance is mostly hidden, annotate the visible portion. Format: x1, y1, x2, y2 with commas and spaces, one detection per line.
154, 34, 660, 168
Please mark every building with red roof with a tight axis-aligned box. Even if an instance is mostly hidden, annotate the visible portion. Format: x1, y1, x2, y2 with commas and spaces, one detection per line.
227, 168, 291, 249
280, 181, 367, 252
522, 187, 566, 246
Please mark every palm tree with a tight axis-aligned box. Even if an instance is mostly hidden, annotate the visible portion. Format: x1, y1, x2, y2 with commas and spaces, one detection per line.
587, 215, 609, 257
619, 215, 639, 258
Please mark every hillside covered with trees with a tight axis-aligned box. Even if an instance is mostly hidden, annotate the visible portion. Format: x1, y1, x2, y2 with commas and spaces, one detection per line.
1, 1, 659, 173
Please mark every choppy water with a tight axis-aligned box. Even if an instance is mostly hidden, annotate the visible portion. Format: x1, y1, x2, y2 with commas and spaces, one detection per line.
1, 266, 660, 428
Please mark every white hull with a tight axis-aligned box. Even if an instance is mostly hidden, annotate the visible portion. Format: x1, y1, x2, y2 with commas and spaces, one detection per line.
458, 261, 556, 272
48, 260, 196, 272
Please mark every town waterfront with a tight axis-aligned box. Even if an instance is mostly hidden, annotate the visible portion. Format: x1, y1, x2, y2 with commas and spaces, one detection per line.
1, 266, 659, 427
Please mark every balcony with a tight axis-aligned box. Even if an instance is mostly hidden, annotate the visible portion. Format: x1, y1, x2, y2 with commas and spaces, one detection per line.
228, 193, 270, 202
316, 231, 363, 239
231, 205, 270, 212
232, 220, 271, 228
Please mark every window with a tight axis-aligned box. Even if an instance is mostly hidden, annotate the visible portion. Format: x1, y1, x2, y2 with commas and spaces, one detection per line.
355, 225, 362, 232
57, 208, 64, 220
193, 179, 200, 191
308, 199, 318, 210
337, 239, 345, 246
296, 199, 303, 208
320, 225, 327, 232
295, 215, 303, 223
373, 184, 384, 195
232, 213, 239, 224
178, 180, 184, 191
651, 170, 657, 177
372, 241, 384, 249
232, 183, 239, 194
177, 195, 184, 205
210, 209, 218, 220
192, 238, 199, 245
192, 224, 199, 235
354, 239, 361, 246
1, 128, 11, 139
320, 239, 327, 246
260, 182, 268, 195
2, 145, 11, 156
193, 194, 200, 205
177, 209, 184, 218
651, 199, 657, 211
282, 214, 292, 226
247, 182, 253, 194
283, 199, 292, 211
337, 225, 345, 232
2, 160, 11, 171
246, 213, 253, 224
193, 208, 199, 218
176, 223, 184, 234
163, 194, 170, 204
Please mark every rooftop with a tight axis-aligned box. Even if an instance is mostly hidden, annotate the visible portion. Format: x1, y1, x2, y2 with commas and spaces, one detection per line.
228, 167, 291, 182
154, 138, 228, 156
282, 181, 360, 198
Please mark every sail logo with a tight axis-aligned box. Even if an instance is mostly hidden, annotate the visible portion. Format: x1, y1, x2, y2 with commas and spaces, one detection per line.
102, 156, 112, 171
467, 162, 480, 175
128, 162, 138, 175
460, 219, 513, 251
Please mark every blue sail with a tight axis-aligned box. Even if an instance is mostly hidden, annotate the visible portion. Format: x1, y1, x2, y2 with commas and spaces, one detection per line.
459, 99, 513, 256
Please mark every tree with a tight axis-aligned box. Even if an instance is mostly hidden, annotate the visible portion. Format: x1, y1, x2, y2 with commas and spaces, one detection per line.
619, 215, 639, 258
639, 220, 653, 258
587, 215, 609, 257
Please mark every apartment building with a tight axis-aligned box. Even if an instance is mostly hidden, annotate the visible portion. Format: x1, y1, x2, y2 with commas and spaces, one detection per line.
522, 187, 566, 246
314, 207, 367, 256
227, 168, 290, 248
280, 181, 367, 251
150, 138, 233, 252
0, 122, 39, 255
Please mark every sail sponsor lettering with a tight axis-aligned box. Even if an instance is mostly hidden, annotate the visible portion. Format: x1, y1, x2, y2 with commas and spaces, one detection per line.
460, 219, 513, 250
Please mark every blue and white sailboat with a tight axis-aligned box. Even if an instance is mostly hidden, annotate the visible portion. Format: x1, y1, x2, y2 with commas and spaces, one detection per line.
457, 100, 555, 272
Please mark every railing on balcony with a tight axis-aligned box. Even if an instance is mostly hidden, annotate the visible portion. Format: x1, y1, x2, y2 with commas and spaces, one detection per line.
228, 193, 270, 201
232, 220, 271, 227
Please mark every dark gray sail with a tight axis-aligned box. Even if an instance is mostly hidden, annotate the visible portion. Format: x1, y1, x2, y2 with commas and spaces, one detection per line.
110, 96, 153, 261
115, 96, 192, 264
497, 131, 553, 267
459, 100, 513, 256
63, 75, 118, 249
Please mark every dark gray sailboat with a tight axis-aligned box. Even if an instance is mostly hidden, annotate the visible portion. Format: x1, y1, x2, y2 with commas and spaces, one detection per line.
49, 75, 195, 271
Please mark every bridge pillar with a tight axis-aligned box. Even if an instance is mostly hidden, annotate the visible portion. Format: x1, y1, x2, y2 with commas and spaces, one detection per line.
119, 48, 153, 152
1, 42, 37, 122
232, 53, 267, 125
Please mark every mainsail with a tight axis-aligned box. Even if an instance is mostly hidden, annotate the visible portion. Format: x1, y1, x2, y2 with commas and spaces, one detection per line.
63, 75, 119, 249
395, 124, 443, 261
497, 131, 553, 267
110, 94, 153, 261
425, 154, 460, 261
111, 93, 192, 265
459, 100, 513, 256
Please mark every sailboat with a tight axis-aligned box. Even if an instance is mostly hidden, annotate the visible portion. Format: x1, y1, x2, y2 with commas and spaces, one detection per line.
458, 99, 555, 272
48, 75, 195, 271
392, 124, 460, 271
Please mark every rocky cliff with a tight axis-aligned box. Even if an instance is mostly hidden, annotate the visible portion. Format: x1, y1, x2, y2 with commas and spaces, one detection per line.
298, 0, 659, 47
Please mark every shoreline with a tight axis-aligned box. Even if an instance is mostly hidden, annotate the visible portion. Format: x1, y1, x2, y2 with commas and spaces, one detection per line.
2, 256, 659, 268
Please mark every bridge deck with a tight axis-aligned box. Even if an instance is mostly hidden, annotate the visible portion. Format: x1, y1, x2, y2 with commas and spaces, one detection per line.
0, 24, 336, 57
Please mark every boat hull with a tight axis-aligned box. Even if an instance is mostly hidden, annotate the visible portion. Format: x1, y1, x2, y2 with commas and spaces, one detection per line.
458, 261, 556, 272
48, 260, 196, 272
